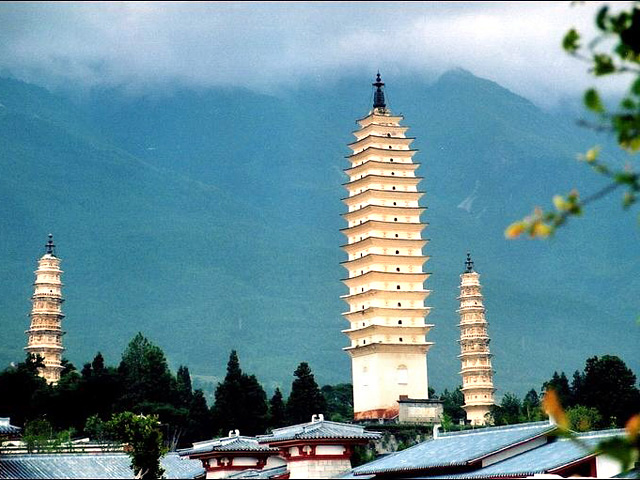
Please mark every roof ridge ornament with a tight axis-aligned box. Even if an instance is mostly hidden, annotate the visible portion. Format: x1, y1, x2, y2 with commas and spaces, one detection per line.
372, 72, 386, 110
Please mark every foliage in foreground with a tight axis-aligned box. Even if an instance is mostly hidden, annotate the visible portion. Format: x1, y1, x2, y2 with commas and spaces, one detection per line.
507, 2, 640, 238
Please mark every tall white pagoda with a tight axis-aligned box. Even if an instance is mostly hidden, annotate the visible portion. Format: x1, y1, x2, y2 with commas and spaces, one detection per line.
457, 253, 495, 425
25, 234, 65, 384
341, 74, 434, 421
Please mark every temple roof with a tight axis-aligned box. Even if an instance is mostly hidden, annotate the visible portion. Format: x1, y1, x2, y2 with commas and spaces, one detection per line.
350, 421, 555, 476
226, 465, 289, 479
257, 418, 380, 444
179, 435, 278, 457
0, 452, 204, 479
422, 429, 625, 479
0, 418, 21, 436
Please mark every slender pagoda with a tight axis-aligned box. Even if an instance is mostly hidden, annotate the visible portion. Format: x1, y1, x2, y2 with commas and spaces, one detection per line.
341, 74, 434, 421
25, 234, 65, 384
457, 253, 495, 425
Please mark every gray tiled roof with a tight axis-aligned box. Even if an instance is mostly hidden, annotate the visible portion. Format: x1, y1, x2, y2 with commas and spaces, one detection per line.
0, 452, 204, 479
351, 421, 555, 476
226, 465, 289, 479
257, 420, 381, 444
179, 435, 279, 457
425, 429, 625, 479
0, 419, 21, 436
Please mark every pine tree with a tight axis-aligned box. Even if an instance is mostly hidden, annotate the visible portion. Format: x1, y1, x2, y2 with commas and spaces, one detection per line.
212, 351, 269, 436
286, 362, 327, 425
176, 366, 194, 407
269, 388, 287, 428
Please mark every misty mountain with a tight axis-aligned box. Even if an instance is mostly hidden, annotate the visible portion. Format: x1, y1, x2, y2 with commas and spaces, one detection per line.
0, 70, 637, 399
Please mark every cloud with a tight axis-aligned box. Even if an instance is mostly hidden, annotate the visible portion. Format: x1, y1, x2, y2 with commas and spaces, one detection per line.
0, 2, 629, 105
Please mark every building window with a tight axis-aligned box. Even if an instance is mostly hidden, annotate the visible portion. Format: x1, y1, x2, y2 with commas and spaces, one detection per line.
392, 186, 396, 190
399, 337, 403, 342
397, 285, 401, 290
394, 218, 398, 221
396, 250, 400, 254
397, 302, 402, 307
397, 365, 408, 384
398, 320, 403, 325
396, 267, 400, 272
387, 133, 391, 137
391, 172, 395, 176
390, 158, 394, 162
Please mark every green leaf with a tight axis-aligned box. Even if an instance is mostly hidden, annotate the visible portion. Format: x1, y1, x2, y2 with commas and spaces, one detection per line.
596, 6, 609, 31
593, 54, 616, 75
584, 89, 605, 113
632, 77, 640, 96
563, 29, 580, 53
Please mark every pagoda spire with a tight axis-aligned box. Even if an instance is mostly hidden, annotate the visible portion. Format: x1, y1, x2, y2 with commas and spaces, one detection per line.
25, 235, 66, 384
45, 233, 56, 256
457, 255, 495, 425
342, 78, 435, 422
372, 72, 386, 110
465, 251, 474, 273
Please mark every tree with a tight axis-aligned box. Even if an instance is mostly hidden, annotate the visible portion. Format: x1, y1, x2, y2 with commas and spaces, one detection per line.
490, 393, 525, 426
542, 372, 573, 408
321, 383, 353, 422
506, 2, 640, 239
522, 389, 544, 422
286, 362, 327, 425
268, 388, 287, 428
0, 354, 48, 426
567, 405, 603, 432
183, 389, 213, 445
439, 387, 466, 425
118, 333, 175, 410
579, 355, 640, 427
107, 412, 167, 480
211, 351, 269, 436
176, 366, 193, 408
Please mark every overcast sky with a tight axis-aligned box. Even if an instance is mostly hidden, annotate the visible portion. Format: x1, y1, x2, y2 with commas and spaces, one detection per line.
0, 2, 628, 107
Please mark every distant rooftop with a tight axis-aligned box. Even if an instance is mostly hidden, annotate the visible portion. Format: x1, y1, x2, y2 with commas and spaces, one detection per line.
351, 421, 555, 476
0, 452, 204, 479
257, 416, 381, 444
179, 434, 278, 457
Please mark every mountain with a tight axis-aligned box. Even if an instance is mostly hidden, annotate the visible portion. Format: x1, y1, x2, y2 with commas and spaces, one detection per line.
0, 70, 637, 400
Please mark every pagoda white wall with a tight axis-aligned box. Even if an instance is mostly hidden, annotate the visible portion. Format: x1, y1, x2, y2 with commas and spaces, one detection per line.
352, 351, 428, 415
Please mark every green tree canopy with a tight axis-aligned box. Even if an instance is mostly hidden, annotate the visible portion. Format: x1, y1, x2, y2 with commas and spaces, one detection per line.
211, 350, 268, 436
286, 362, 327, 425
268, 388, 287, 429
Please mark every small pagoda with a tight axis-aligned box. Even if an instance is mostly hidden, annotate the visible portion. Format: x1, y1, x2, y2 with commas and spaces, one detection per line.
341, 73, 434, 421
25, 234, 65, 384
457, 253, 496, 425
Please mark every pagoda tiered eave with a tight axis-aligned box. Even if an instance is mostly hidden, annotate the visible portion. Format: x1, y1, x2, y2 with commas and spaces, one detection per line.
341, 253, 429, 269
341, 270, 429, 287
352, 123, 409, 140
342, 305, 431, 321
343, 174, 423, 190
341, 289, 430, 303
356, 113, 404, 127
347, 147, 418, 162
348, 135, 415, 150
342, 189, 424, 205
341, 236, 427, 253
342, 204, 425, 222
340, 220, 426, 237
345, 160, 419, 177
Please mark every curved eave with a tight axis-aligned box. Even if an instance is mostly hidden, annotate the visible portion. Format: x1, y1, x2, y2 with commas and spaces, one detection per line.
343, 174, 423, 189
342, 270, 430, 286
342, 205, 426, 222
345, 160, 420, 176
342, 324, 433, 335
344, 341, 434, 353
458, 352, 493, 359
341, 220, 427, 237
348, 134, 415, 149
341, 253, 429, 270
352, 124, 410, 140
356, 113, 404, 126
342, 188, 425, 205
342, 306, 431, 320
341, 289, 430, 303
341, 237, 427, 252
347, 146, 418, 162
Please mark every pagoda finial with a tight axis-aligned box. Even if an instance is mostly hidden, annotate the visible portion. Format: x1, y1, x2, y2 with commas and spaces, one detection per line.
372, 71, 386, 109
465, 251, 474, 273
45, 233, 56, 256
